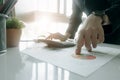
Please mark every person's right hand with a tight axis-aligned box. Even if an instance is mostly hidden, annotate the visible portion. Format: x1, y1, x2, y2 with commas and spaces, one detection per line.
46, 32, 68, 41
75, 14, 104, 55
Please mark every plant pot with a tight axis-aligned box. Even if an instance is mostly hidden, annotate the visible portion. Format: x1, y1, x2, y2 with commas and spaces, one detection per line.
7, 29, 22, 47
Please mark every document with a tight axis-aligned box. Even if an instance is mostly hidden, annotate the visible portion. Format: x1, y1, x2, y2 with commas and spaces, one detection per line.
22, 43, 120, 77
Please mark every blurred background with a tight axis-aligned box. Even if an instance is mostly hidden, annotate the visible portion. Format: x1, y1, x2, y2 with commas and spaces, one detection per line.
15, 0, 72, 40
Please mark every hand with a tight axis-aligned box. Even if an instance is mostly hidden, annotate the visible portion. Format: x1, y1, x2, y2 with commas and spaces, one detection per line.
46, 32, 68, 41
76, 14, 104, 55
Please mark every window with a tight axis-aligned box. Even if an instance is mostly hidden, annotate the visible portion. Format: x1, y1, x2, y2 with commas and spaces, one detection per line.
15, 0, 72, 19
15, 0, 72, 40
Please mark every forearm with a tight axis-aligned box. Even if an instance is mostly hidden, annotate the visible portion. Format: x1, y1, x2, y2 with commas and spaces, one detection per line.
65, 16, 82, 39
65, 0, 83, 39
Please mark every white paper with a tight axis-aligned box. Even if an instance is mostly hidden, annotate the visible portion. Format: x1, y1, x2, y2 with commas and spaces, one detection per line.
22, 44, 120, 77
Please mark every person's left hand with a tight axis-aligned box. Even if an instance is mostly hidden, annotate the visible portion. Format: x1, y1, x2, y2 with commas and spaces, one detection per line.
75, 14, 104, 55
46, 32, 67, 41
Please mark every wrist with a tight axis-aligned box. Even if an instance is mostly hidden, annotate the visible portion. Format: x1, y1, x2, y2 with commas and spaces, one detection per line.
90, 13, 103, 23
92, 11, 105, 24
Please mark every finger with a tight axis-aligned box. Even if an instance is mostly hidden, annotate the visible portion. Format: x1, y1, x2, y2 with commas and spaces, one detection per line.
53, 33, 66, 41
97, 26, 104, 43
91, 31, 97, 48
75, 48, 81, 55
84, 32, 92, 52
53, 34, 61, 39
50, 33, 62, 40
76, 33, 84, 55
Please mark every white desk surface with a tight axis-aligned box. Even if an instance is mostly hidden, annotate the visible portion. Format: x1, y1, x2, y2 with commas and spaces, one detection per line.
0, 42, 120, 80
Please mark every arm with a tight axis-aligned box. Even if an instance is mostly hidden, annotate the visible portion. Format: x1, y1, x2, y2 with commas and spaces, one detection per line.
75, 0, 120, 55
65, 0, 83, 39
46, 0, 83, 41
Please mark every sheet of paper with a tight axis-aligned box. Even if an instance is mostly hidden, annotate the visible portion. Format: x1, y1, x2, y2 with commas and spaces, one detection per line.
22, 43, 120, 77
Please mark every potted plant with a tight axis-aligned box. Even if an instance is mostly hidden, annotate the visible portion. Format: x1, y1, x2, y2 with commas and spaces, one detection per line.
6, 17, 25, 47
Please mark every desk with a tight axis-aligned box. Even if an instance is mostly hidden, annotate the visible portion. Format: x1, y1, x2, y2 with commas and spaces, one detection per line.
0, 42, 120, 80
